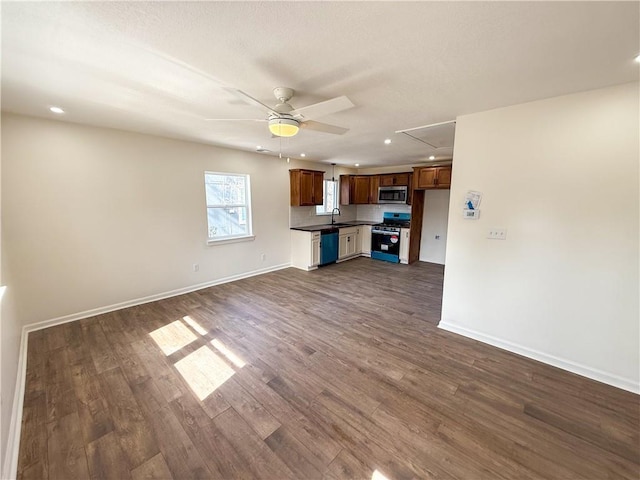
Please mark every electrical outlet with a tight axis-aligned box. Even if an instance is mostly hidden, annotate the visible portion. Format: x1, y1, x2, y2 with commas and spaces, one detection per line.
487, 228, 507, 240
193, 263, 199, 272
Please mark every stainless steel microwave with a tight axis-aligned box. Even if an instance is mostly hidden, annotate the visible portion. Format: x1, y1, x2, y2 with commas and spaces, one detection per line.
378, 186, 408, 204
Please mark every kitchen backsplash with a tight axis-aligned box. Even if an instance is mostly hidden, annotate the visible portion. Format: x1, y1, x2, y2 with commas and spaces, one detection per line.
356, 204, 411, 223
290, 203, 411, 227
290, 204, 357, 227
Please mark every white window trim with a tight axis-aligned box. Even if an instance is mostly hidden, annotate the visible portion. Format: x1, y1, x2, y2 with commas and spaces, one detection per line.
316, 179, 339, 215
205, 171, 253, 243
207, 234, 255, 246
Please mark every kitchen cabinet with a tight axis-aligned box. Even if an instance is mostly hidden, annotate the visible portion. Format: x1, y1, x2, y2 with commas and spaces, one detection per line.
340, 175, 374, 205
369, 175, 380, 204
351, 176, 371, 204
379, 173, 410, 186
340, 175, 350, 205
341, 173, 413, 205
407, 174, 414, 205
290, 169, 324, 206
338, 226, 358, 260
360, 225, 372, 256
291, 230, 321, 270
312, 235, 321, 266
399, 228, 410, 264
408, 189, 425, 264
355, 227, 363, 255
413, 166, 452, 189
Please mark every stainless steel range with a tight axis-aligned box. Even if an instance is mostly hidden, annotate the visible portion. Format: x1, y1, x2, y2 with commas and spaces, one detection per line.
371, 212, 410, 263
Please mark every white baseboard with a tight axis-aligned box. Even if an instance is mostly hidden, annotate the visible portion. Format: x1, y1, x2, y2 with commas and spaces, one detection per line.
2, 262, 290, 480
25, 263, 290, 333
438, 321, 640, 394
2, 326, 28, 480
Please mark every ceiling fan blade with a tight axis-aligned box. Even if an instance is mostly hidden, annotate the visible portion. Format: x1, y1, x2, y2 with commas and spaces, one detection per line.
301, 120, 349, 135
291, 95, 354, 120
223, 87, 277, 115
203, 118, 267, 122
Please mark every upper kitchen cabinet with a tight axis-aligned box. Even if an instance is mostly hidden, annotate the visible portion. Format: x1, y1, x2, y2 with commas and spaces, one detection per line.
369, 175, 379, 204
352, 175, 371, 204
341, 172, 413, 204
290, 169, 324, 206
379, 173, 410, 187
413, 166, 452, 189
340, 175, 372, 205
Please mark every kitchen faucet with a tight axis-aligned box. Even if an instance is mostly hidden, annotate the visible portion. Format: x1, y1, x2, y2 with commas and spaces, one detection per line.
331, 207, 341, 225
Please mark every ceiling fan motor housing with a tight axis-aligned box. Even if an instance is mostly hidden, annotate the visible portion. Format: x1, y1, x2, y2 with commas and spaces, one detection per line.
273, 87, 294, 103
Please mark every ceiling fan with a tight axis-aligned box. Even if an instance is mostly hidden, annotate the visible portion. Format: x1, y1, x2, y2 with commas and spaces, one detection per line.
207, 87, 354, 137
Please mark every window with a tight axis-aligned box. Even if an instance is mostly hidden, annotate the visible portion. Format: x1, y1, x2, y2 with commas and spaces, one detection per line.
316, 180, 339, 215
204, 172, 253, 242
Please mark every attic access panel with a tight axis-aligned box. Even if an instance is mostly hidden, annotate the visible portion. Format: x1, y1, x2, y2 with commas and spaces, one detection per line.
396, 120, 455, 157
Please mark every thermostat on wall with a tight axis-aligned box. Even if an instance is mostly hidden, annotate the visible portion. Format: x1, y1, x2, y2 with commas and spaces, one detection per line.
463, 209, 480, 219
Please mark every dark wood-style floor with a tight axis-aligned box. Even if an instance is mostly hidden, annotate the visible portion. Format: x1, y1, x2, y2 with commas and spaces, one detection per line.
17, 258, 639, 479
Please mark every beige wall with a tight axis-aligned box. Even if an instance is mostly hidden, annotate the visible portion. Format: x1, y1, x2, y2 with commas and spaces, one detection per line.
0, 283, 20, 478
1, 136, 23, 476
441, 82, 640, 391
1, 114, 298, 326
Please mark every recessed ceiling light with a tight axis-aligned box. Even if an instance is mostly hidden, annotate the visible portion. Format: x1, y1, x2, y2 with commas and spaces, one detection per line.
429, 155, 436, 160
49, 106, 64, 114
354, 163, 360, 167
384, 139, 392, 145
300, 153, 306, 157
635, 54, 640, 63
256, 145, 262, 149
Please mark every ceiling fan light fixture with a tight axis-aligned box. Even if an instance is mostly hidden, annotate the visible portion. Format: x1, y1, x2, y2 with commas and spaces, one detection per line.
269, 117, 299, 137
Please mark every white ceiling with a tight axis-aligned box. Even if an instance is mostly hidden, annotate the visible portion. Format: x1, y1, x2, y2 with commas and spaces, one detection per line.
2, 2, 638, 167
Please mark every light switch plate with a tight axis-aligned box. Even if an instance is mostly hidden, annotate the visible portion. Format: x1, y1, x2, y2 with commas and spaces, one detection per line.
463, 209, 480, 219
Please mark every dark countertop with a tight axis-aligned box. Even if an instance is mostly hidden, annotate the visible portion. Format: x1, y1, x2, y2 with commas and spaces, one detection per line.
290, 220, 376, 232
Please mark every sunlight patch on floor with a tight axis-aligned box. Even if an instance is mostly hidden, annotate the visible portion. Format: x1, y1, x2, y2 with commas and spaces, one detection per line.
211, 338, 246, 368
174, 345, 235, 400
372, 469, 391, 480
149, 320, 198, 355
182, 315, 208, 335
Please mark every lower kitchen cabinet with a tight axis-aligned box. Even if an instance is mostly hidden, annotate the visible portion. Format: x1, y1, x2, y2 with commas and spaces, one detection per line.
338, 226, 359, 260
399, 228, 410, 264
360, 225, 371, 256
291, 224, 373, 269
312, 235, 321, 266
291, 230, 321, 270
